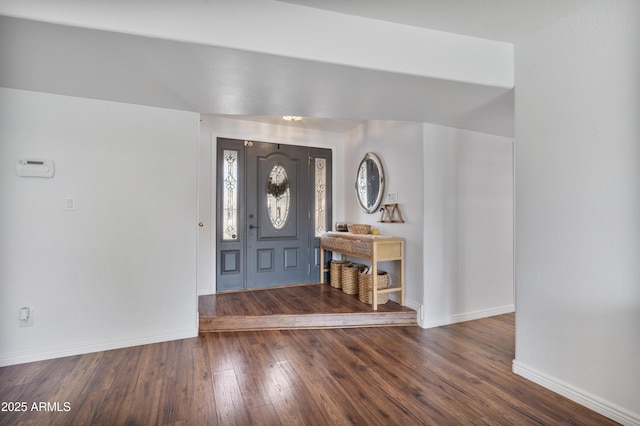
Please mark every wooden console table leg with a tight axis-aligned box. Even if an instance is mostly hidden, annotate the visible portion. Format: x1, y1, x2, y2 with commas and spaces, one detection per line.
372, 245, 378, 311
400, 253, 405, 306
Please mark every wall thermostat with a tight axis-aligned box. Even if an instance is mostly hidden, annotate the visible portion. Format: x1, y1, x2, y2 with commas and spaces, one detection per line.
16, 159, 55, 178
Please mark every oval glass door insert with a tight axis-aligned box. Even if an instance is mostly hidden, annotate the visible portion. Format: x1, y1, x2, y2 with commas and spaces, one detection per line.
267, 163, 290, 230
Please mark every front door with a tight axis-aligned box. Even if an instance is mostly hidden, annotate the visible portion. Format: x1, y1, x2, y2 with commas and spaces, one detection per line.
216, 138, 332, 291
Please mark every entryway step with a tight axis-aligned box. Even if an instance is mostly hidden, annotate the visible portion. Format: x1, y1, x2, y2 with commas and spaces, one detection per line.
198, 283, 418, 332
199, 311, 417, 332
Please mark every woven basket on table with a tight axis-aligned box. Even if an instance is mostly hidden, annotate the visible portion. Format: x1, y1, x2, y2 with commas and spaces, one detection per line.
341, 263, 363, 295
347, 224, 371, 234
329, 260, 349, 289
358, 269, 390, 305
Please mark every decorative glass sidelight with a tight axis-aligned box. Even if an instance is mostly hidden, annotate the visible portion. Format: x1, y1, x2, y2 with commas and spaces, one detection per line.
267, 164, 290, 230
314, 158, 327, 237
222, 150, 239, 240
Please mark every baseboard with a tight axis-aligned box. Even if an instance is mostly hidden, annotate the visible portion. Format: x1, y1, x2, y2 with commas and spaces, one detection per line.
0, 327, 198, 367
513, 360, 640, 426
421, 304, 515, 329
403, 299, 422, 324
198, 286, 215, 296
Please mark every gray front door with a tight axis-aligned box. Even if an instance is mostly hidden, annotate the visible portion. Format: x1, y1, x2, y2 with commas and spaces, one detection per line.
216, 138, 332, 292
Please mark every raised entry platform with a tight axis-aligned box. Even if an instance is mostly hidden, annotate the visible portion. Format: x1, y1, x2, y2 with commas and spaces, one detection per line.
199, 283, 417, 332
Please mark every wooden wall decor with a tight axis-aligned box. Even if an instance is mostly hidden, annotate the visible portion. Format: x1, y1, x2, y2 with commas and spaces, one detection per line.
378, 203, 404, 223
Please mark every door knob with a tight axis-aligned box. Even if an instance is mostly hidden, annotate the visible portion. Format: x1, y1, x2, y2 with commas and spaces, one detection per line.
249, 224, 260, 229
198, 222, 204, 227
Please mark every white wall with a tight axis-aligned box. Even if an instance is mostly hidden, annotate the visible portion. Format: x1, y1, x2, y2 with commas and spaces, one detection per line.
344, 121, 513, 324
0, 88, 200, 366
197, 115, 347, 295
422, 124, 514, 327
345, 121, 425, 309
513, 0, 640, 423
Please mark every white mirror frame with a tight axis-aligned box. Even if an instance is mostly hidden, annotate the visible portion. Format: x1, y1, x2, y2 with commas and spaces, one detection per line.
355, 152, 385, 214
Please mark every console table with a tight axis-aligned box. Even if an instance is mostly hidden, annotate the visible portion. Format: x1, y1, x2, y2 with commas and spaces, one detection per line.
319, 232, 404, 311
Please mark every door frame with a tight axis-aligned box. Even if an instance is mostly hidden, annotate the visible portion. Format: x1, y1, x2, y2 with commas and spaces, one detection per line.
199, 133, 334, 294
197, 122, 344, 296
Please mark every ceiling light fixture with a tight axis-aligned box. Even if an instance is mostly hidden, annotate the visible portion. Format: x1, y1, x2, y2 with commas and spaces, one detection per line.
282, 115, 302, 122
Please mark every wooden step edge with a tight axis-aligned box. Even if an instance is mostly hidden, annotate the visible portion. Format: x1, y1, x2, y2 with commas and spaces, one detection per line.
199, 312, 417, 333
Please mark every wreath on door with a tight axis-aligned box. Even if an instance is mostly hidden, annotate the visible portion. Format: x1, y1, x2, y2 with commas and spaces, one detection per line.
267, 175, 289, 199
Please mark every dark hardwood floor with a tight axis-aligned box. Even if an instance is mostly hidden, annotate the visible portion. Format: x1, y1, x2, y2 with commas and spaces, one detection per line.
199, 284, 417, 332
0, 313, 618, 425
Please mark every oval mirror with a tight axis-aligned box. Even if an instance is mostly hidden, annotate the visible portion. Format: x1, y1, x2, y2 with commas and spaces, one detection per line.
355, 152, 385, 213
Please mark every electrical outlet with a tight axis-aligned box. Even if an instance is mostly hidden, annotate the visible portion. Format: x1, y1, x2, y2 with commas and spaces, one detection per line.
65, 197, 75, 210
387, 191, 398, 203
19, 307, 34, 327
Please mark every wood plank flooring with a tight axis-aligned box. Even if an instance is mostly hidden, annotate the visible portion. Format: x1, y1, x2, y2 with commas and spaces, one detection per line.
0, 313, 618, 425
199, 284, 417, 332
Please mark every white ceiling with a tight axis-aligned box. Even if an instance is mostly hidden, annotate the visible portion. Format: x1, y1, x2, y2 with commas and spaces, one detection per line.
279, 0, 597, 43
0, 1, 595, 137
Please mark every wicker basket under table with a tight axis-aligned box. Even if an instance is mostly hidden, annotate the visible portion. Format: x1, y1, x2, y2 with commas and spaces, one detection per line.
359, 270, 390, 305
329, 260, 349, 289
341, 263, 363, 295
